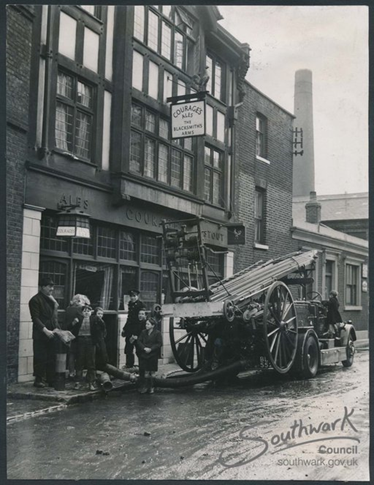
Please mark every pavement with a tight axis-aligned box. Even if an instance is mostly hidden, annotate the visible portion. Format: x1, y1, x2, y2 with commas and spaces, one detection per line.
6, 361, 182, 424
7, 342, 368, 424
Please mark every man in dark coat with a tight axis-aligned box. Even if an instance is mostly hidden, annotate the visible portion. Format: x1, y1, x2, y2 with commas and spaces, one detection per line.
327, 290, 342, 337
121, 290, 145, 368
28, 277, 60, 387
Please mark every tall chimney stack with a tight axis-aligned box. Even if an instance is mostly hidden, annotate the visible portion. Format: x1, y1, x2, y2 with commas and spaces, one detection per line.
293, 69, 315, 197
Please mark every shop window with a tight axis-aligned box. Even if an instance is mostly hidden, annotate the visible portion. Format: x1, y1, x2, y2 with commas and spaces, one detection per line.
206, 54, 225, 102
39, 260, 67, 307
97, 226, 116, 259
256, 114, 267, 159
55, 71, 94, 160
254, 188, 266, 244
141, 235, 160, 265
204, 146, 223, 206
74, 262, 115, 310
41, 214, 68, 252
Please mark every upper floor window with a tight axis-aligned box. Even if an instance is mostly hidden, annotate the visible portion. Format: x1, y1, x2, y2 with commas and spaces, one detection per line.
206, 54, 225, 102
55, 71, 94, 160
256, 114, 267, 159
130, 103, 194, 194
254, 188, 266, 244
133, 6, 196, 73
204, 145, 224, 206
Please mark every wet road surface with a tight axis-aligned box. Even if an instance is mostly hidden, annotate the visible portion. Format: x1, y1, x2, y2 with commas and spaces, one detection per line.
7, 351, 369, 481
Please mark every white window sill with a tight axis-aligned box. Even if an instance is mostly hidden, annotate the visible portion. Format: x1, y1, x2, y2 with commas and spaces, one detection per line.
256, 155, 270, 165
344, 306, 362, 311
254, 243, 269, 250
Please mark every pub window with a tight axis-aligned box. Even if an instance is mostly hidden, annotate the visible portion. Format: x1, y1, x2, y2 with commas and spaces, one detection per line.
206, 54, 225, 102
204, 145, 223, 206
256, 114, 267, 159
41, 214, 68, 252
39, 260, 67, 307
134, 6, 196, 73
130, 103, 195, 193
119, 231, 137, 261
148, 61, 159, 100
97, 226, 116, 259
206, 250, 223, 285
140, 271, 159, 309
132, 51, 144, 91
140, 235, 160, 265
254, 188, 266, 244
74, 262, 115, 310
73, 230, 94, 256
133, 6, 145, 42
58, 12, 77, 60
119, 267, 138, 310
55, 71, 94, 160
345, 263, 360, 306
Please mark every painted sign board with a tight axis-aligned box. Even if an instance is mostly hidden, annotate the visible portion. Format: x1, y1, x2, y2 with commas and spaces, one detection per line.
171, 99, 205, 139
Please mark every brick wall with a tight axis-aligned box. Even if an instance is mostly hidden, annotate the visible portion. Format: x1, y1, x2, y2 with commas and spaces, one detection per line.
6, 6, 35, 382
233, 82, 295, 272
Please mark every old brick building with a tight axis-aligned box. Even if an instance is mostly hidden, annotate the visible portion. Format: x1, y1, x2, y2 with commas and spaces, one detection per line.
233, 82, 295, 271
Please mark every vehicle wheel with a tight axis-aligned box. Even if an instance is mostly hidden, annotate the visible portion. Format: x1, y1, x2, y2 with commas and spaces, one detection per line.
263, 281, 298, 374
300, 334, 319, 378
169, 318, 207, 372
342, 333, 355, 367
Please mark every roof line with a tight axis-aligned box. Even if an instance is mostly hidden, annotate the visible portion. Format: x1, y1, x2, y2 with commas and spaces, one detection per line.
245, 80, 295, 118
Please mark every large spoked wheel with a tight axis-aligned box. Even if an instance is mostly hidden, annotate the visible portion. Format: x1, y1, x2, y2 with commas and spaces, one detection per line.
169, 318, 207, 372
263, 281, 298, 374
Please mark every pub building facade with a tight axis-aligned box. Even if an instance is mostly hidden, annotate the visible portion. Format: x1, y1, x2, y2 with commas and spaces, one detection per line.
10, 5, 255, 381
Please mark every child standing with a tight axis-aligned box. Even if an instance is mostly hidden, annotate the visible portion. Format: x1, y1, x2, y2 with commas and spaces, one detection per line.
73, 305, 96, 391
65, 294, 90, 378
90, 307, 108, 369
131, 317, 162, 394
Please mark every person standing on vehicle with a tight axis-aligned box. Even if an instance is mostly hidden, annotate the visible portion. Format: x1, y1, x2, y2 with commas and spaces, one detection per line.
28, 277, 60, 388
327, 290, 342, 337
121, 290, 145, 368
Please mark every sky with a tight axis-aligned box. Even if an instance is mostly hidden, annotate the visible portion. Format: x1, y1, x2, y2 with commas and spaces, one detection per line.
218, 6, 368, 196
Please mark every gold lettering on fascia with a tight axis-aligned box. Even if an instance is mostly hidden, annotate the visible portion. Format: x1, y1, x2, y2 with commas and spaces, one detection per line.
60, 195, 89, 210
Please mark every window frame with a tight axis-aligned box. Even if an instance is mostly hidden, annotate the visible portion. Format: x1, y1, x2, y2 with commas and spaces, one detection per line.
256, 113, 268, 160
254, 187, 266, 245
344, 259, 362, 310
204, 145, 224, 207
206, 52, 226, 102
130, 102, 195, 194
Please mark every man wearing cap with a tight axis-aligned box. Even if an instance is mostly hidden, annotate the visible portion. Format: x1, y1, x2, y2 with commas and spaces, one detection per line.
121, 290, 145, 368
29, 277, 61, 387
327, 290, 342, 338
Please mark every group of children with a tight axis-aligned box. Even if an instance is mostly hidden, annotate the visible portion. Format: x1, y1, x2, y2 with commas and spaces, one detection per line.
66, 289, 162, 394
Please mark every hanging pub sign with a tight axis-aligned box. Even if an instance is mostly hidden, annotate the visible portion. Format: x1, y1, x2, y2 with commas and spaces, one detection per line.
56, 206, 91, 238
227, 223, 246, 245
168, 92, 207, 139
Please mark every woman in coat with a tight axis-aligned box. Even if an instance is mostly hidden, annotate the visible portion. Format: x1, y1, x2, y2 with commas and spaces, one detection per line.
131, 317, 162, 394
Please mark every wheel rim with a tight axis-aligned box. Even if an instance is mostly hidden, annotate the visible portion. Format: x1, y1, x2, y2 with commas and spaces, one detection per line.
306, 337, 319, 374
223, 300, 235, 323
169, 318, 207, 372
347, 338, 355, 363
263, 281, 298, 373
